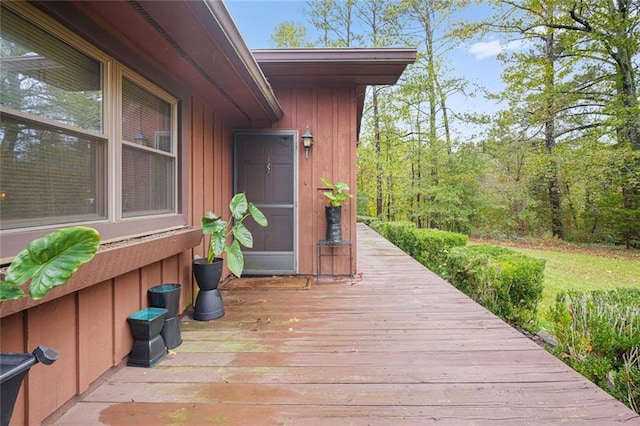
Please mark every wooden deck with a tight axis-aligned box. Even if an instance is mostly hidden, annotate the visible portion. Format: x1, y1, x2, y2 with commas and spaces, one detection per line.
52, 224, 640, 425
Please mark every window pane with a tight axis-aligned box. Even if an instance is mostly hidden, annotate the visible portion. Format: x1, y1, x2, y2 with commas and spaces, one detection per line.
122, 78, 172, 153
0, 6, 103, 132
122, 146, 175, 216
0, 116, 106, 229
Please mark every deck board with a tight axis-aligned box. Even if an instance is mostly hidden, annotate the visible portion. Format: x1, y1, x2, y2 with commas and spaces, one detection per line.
51, 224, 640, 425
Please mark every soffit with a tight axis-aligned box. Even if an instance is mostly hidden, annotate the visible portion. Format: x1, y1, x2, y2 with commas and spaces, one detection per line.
253, 48, 417, 87
32, 0, 282, 125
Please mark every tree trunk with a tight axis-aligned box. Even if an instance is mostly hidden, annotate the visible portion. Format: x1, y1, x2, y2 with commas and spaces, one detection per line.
373, 87, 383, 217
544, 32, 564, 239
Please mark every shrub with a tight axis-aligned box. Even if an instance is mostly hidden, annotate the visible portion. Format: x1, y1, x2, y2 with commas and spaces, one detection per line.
370, 221, 467, 274
445, 244, 545, 329
356, 215, 378, 226
548, 289, 640, 413
412, 228, 468, 273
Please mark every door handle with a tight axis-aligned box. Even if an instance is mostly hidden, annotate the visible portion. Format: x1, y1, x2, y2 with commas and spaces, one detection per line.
265, 157, 271, 176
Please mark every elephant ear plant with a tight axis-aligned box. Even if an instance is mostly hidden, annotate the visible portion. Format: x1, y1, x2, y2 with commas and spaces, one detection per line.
0, 226, 101, 301
201, 193, 268, 278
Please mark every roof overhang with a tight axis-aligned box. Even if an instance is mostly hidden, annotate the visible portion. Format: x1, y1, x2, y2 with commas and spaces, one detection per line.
253, 48, 417, 134
32, 0, 283, 126
253, 48, 417, 87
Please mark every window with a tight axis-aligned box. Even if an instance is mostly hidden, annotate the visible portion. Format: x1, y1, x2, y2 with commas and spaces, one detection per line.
0, 3, 179, 238
121, 77, 176, 216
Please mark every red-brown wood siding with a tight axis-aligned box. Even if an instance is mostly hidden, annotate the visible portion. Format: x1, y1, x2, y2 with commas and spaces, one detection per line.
0, 92, 232, 424
266, 86, 358, 276
1, 4, 363, 424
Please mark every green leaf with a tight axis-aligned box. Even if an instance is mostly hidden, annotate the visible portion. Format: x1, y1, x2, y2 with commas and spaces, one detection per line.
232, 222, 253, 248
323, 191, 338, 202
248, 203, 268, 227
335, 181, 350, 193
201, 213, 224, 235
0, 282, 26, 300
211, 220, 228, 258
225, 240, 244, 278
4, 226, 101, 300
230, 193, 248, 220
320, 177, 335, 190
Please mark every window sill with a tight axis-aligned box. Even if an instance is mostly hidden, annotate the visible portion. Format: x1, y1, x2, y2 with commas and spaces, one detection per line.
0, 227, 202, 318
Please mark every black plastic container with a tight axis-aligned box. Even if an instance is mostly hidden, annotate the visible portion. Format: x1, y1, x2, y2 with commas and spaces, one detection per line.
325, 206, 342, 242
192, 258, 223, 291
193, 289, 225, 321
1, 346, 58, 426
127, 307, 168, 367
148, 283, 182, 349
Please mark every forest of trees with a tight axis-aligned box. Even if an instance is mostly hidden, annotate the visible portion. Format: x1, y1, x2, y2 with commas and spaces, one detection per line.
271, 0, 640, 248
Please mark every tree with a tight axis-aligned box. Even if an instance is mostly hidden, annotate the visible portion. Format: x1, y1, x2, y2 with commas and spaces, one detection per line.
271, 21, 312, 47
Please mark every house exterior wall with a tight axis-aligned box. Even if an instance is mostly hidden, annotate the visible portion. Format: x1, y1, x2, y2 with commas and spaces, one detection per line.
0, 94, 230, 424
263, 87, 358, 276
0, 2, 235, 422
0, 3, 363, 424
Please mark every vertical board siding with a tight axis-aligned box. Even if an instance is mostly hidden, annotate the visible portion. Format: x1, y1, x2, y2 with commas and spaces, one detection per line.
270, 86, 357, 276
190, 95, 234, 278
113, 271, 140, 363
191, 97, 206, 260
78, 280, 114, 393
0, 88, 231, 424
27, 294, 77, 424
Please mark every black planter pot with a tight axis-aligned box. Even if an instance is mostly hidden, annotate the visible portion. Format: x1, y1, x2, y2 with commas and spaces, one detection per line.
325, 206, 342, 242
1, 346, 58, 426
192, 258, 225, 321
148, 283, 182, 349
192, 257, 223, 291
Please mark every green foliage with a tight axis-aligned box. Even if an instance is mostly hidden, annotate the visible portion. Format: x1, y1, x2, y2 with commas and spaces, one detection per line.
321, 177, 353, 207
0, 226, 101, 300
356, 215, 378, 225
270, 21, 312, 47
200, 193, 268, 278
445, 244, 545, 329
371, 220, 467, 274
548, 289, 640, 413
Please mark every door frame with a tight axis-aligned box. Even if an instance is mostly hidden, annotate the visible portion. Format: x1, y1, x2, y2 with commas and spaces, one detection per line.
233, 130, 299, 275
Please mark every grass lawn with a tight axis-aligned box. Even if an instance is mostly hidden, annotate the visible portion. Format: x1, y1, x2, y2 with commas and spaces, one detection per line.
508, 246, 640, 316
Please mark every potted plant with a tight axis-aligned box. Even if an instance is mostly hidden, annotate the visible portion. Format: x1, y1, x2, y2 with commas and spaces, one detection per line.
321, 177, 353, 242
0, 226, 101, 425
192, 193, 268, 320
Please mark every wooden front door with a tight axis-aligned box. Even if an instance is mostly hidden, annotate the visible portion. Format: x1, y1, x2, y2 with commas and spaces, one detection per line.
234, 132, 296, 275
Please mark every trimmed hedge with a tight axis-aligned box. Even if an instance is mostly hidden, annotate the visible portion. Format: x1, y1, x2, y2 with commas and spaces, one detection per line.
370, 221, 466, 273
356, 215, 379, 226
445, 244, 545, 329
548, 289, 640, 413
368, 221, 543, 329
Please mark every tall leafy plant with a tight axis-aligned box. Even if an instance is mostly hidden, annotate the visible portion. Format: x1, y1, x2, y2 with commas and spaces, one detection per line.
200, 193, 268, 277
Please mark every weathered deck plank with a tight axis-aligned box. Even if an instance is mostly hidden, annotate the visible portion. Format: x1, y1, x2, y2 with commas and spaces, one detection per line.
51, 224, 640, 425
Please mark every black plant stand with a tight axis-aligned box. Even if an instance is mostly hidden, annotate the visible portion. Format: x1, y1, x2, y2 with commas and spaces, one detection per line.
193, 289, 225, 321
127, 307, 167, 367
317, 239, 353, 279
148, 283, 182, 349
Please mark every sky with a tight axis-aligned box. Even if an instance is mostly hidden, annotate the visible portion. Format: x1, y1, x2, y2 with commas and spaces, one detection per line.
225, 0, 525, 141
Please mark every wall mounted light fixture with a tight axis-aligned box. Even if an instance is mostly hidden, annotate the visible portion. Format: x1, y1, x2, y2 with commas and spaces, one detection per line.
301, 125, 313, 159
